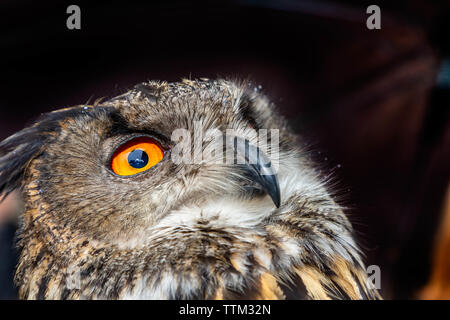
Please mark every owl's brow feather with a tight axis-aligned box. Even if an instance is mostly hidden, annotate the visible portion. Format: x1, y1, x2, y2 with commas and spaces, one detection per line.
105, 109, 171, 146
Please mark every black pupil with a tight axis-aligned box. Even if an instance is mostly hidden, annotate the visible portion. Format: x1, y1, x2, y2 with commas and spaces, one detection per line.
128, 149, 149, 169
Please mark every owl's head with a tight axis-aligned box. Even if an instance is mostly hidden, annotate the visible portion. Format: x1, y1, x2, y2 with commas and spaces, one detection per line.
1, 79, 378, 300
0, 79, 300, 246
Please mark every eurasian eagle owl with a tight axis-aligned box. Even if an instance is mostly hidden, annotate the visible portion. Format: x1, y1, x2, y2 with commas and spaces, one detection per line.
0, 79, 380, 299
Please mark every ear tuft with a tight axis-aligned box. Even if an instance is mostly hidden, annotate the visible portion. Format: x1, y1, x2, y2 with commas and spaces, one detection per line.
0, 106, 96, 201
0, 126, 48, 201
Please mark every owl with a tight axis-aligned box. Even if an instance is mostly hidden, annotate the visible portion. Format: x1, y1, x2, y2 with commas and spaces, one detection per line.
0, 78, 380, 299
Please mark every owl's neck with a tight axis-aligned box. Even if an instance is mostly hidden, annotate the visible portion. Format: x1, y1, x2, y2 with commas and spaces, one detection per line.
16, 194, 377, 300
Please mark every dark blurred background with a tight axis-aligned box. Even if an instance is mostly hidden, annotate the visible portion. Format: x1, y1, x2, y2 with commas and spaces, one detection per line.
1, 0, 449, 299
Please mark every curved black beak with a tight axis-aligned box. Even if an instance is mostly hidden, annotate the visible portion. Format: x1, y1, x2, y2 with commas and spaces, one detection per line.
227, 136, 281, 208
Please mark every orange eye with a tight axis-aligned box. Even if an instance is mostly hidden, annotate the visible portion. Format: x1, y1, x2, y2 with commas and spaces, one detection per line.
111, 137, 164, 176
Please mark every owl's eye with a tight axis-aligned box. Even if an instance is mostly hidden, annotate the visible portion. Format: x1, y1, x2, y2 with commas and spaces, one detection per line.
111, 137, 164, 176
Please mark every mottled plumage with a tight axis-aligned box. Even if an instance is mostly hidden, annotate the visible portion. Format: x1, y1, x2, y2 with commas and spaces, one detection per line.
0, 78, 380, 299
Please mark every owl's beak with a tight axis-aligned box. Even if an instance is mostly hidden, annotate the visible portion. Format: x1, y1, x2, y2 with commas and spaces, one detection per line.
227, 136, 281, 208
